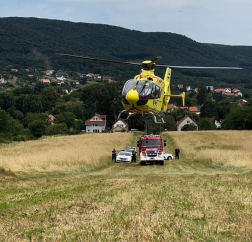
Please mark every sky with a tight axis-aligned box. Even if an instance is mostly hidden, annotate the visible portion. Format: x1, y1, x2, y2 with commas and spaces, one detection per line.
1, 0, 252, 46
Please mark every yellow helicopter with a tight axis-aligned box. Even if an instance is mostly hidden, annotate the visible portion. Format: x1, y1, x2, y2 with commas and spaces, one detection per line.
56, 53, 242, 123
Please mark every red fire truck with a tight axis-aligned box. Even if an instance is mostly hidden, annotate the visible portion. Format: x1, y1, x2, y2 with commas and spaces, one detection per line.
137, 135, 166, 166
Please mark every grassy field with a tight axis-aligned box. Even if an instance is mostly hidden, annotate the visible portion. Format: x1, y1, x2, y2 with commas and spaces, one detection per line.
1, 131, 252, 241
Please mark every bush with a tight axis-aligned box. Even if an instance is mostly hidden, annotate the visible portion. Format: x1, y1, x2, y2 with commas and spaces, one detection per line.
28, 120, 47, 138
0, 137, 11, 144
68, 127, 80, 135
13, 135, 26, 142
46, 123, 68, 136
181, 123, 198, 131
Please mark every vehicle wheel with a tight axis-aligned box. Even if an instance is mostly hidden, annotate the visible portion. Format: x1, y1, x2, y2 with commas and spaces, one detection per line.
160, 160, 164, 166
140, 160, 146, 166
167, 156, 172, 160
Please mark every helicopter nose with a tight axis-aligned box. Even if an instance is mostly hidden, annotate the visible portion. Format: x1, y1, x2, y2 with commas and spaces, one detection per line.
125, 89, 139, 106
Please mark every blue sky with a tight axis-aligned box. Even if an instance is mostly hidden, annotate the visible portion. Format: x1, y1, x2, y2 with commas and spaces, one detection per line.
1, 0, 252, 46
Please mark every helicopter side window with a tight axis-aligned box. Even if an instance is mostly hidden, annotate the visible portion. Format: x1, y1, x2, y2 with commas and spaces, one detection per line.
154, 85, 161, 98
150, 84, 161, 99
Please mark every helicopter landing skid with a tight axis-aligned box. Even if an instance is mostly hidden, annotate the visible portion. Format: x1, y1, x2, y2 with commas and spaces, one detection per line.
118, 110, 137, 121
117, 110, 165, 124
148, 112, 165, 124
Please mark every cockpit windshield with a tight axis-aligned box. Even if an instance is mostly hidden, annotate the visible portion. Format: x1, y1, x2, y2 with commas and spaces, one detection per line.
122, 79, 161, 99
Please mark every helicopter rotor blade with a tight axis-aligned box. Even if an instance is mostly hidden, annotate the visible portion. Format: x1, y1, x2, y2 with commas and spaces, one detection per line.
155, 64, 242, 70
56, 53, 143, 66
56, 53, 242, 70
147, 56, 162, 68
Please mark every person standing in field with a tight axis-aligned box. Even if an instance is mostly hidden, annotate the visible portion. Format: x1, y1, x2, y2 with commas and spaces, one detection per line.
112, 148, 116, 162
175, 148, 180, 160
132, 150, 136, 163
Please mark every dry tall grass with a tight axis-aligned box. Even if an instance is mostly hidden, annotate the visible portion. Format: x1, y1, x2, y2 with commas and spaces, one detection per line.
167, 130, 252, 168
2, 131, 252, 241
0, 133, 132, 173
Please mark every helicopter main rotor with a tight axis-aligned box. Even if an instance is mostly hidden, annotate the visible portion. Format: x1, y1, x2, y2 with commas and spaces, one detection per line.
56, 53, 242, 70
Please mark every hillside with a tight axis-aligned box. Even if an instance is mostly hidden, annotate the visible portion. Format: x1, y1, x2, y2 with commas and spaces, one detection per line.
1, 131, 252, 241
0, 17, 252, 90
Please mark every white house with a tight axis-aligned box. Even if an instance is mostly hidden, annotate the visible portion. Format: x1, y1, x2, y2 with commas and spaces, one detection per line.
206, 86, 214, 92
85, 113, 106, 133
186, 86, 191, 92
112, 120, 128, 132
176, 115, 198, 131
0, 78, 7, 84
223, 88, 231, 93
56, 76, 66, 81
210, 117, 222, 129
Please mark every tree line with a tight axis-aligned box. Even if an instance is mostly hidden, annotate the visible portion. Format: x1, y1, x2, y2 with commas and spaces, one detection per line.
0, 79, 251, 143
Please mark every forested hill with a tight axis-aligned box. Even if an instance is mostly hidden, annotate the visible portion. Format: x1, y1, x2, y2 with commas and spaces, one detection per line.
205, 44, 252, 68
0, 17, 252, 88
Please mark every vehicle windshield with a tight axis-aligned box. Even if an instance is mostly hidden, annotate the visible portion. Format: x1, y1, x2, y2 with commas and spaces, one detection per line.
122, 79, 161, 99
125, 147, 135, 152
119, 152, 131, 156
142, 139, 161, 147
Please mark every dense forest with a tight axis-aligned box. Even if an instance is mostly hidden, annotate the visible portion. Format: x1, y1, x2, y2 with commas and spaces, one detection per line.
0, 17, 252, 143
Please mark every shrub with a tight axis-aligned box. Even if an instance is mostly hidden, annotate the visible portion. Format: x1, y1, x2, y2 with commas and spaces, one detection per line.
13, 135, 27, 142
46, 123, 68, 136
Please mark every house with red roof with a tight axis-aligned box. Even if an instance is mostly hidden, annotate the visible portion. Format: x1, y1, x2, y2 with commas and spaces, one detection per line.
222, 92, 234, 97
85, 113, 106, 133
237, 99, 247, 107
214, 88, 225, 93
41, 79, 51, 84
43, 70, 54, 76
102, 76, 114, 83
48, 114, 55, 124
233, 88, 243, 97
176, 115, 198, 131
112, 120, 128, 132
223, 88, 231, 93
166, 104, 177, 113
214, 87, 242, 98
176, 106, 201, 115
178, 84, 183, 89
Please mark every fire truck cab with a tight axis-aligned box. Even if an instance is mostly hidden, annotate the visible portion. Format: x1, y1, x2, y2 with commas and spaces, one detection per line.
137, 134, 166, 166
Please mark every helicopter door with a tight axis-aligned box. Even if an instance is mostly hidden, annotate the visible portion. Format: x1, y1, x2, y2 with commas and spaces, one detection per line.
151, 84, 161, 99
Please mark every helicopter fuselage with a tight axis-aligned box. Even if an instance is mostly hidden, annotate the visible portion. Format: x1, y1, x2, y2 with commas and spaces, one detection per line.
121, 68, 171, 115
